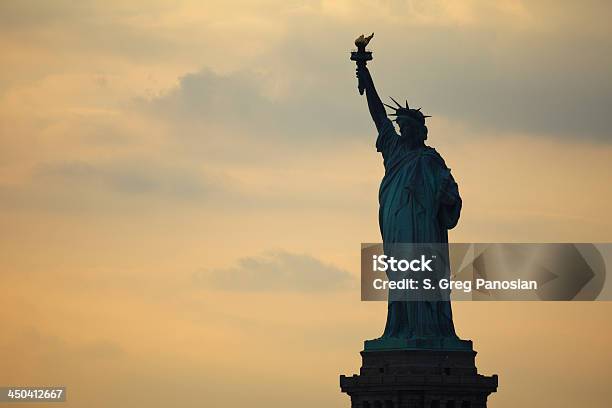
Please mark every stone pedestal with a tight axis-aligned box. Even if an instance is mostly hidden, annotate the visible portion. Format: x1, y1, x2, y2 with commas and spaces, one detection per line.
340, 346, 498, 408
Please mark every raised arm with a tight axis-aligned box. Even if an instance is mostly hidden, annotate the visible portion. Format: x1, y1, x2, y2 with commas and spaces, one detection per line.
356, 65, 387, 131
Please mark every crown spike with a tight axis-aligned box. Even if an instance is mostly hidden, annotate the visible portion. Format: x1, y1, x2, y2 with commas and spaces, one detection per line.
383, 103, 398, 110
405, 100, 409, 109
423, 115, 432, 118
389, 96, 402, 109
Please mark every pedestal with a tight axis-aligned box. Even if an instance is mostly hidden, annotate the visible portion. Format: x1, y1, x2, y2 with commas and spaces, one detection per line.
340, 346, 498, 408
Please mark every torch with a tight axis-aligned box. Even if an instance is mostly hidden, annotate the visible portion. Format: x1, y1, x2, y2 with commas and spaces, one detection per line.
350, 33, 374, 95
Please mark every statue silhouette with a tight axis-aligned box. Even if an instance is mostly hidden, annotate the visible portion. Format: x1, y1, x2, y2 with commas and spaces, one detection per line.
355, 52, 466, 349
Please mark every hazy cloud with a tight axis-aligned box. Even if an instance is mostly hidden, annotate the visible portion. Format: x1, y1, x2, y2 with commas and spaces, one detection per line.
145, 67, 368, 142
198, 251, 354, 292
37, 160, 214, 199
0, 159, 231, 213
142, 3, 612, 143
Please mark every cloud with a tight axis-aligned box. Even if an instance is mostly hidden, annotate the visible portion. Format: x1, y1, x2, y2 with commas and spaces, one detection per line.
144, 67, 369, 144
140, 2, 612, 144
0, 1, 179, 62
0, 158, 233, 213
380, 27, 612, 141
37, 160, 214, 199
197, 250, 354, 292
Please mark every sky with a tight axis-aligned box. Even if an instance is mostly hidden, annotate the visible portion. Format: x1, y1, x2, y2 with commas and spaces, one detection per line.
1, 1, 612, 407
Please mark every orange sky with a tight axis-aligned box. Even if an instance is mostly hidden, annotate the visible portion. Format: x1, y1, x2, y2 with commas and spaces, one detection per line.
1, 1, 612, 407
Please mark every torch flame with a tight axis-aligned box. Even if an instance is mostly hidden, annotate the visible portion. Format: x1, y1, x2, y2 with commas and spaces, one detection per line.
355, 33, 374, 48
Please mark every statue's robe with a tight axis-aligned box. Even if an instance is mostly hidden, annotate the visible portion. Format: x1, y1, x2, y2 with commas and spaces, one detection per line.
376, 118, 461, 340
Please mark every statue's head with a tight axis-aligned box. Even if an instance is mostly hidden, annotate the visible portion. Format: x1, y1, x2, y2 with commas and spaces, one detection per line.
385, 97, 430, 144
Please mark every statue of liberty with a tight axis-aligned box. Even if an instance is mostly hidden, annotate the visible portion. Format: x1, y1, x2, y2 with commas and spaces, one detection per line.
353, 34, 469, 350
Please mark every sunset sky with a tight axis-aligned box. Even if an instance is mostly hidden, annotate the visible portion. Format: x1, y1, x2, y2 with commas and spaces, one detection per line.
1, 1, 612, 407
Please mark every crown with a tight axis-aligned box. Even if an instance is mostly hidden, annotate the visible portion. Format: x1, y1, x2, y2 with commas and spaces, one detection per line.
384, 97, 431, 125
